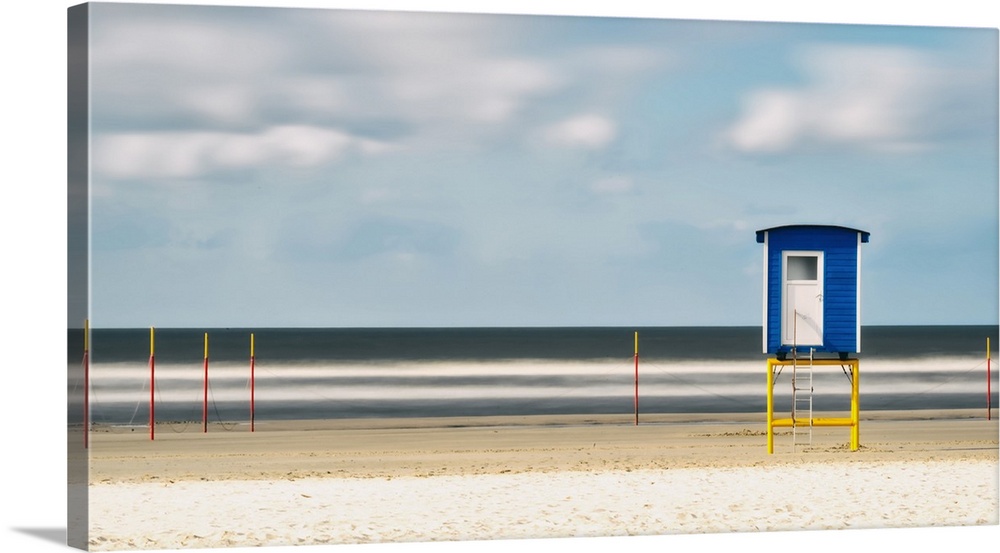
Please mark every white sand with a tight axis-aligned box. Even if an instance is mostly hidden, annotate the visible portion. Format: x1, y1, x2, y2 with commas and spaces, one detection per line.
78, 412, 1000, 551
88, 458, 998, 551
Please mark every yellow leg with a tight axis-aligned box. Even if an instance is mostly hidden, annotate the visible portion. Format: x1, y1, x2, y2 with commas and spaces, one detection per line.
850, 361, 860, 451
767, 359, 775, 454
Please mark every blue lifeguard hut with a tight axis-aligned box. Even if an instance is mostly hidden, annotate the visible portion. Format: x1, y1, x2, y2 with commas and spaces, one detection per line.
756, 224, 870, 360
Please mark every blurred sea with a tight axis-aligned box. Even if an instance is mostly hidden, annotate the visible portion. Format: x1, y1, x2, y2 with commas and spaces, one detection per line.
67, 326, 999, 425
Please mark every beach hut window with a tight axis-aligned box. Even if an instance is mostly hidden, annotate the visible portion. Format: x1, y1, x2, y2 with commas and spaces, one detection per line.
786, 255, 818, 281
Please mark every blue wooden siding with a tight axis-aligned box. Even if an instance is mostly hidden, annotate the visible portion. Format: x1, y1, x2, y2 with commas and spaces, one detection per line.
758, 225, 868, 355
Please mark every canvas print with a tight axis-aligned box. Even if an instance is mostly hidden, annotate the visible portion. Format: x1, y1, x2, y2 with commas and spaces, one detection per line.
67, 2, 999, 551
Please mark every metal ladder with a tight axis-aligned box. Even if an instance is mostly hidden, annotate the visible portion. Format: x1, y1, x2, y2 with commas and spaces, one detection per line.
791, 345, 814, 452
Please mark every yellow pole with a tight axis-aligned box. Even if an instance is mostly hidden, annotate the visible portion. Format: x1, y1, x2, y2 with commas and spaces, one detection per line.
850, 360, 860, 451
633, 331, 639, 426
766, 359, 774, 454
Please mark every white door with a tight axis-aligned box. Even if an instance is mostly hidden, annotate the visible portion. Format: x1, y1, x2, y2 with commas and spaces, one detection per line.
782, 252, 823, 347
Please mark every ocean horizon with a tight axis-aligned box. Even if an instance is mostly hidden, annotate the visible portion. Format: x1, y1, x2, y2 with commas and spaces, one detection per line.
68, 325, 999, 425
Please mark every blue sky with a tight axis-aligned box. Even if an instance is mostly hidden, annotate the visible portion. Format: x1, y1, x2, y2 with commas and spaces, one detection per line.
77, 2, 998, 328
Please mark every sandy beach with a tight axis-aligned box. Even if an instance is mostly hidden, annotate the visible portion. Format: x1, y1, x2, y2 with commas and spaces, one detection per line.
75, 409, 999, 551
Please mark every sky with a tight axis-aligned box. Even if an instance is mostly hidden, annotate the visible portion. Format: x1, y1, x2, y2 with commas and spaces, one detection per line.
74, 1, 998, 328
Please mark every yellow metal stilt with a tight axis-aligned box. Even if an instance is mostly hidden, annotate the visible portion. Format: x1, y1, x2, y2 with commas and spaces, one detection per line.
766, 357, 860, 454
767, 359, 775, 454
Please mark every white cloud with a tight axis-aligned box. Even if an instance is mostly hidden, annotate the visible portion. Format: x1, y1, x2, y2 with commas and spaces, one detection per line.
282, 76, 351, 114
308, 10, 562, 128
92, 7, 674, 166
91, 18, 288, 76
385, 57, 560, 125
726, 90, 805, 153
94, 125, 389, 179
724, 45, 953, 154
542, 114, 618, 149
90, 11, 294, 127
176, 84, 260, 124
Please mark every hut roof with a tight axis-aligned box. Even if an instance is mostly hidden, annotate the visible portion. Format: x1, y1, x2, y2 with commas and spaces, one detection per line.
755, 224, 870, 244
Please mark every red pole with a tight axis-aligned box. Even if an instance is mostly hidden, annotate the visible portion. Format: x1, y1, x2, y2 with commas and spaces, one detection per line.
203, 333, 209, 433
250, 333, 256, 433
634, 331, 639, 426
83, 319, 89, 449
149, 326, 155, 441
